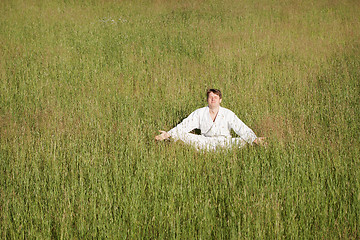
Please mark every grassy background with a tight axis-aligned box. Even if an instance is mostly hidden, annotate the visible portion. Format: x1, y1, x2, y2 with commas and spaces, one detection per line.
1, 0, 359, 238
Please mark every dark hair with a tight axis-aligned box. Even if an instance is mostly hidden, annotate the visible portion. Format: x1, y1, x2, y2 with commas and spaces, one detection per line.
206, 89, 222, 99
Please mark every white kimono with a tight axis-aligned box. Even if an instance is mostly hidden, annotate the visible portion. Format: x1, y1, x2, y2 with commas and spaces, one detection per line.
168, 106, 257, 151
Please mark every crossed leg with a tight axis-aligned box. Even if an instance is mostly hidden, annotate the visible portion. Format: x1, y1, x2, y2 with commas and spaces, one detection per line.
171, 133, 247, 151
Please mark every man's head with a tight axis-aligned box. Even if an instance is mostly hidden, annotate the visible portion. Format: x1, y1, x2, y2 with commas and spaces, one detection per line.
207, 89, 222, 109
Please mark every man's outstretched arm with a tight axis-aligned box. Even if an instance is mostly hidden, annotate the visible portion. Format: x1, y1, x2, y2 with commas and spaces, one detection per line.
155, 109, 200, 141
229, 113, 267, 146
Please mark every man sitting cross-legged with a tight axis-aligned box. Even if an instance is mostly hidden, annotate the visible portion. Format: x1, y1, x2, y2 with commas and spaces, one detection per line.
155, 89, 266, 151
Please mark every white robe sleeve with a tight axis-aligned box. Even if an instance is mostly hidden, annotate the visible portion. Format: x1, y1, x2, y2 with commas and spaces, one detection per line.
229, 113, 257, 144
168, 110, 200, 139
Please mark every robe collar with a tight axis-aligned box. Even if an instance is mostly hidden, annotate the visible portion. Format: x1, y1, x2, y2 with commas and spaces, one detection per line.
207, 106, 222, 122
201, 106, 222, 133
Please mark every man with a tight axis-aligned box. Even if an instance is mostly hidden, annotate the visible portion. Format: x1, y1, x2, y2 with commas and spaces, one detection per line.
155, 89, 266, 150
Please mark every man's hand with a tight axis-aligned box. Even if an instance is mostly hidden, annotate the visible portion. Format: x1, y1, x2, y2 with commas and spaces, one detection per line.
253, 137, 267, 147
155, 130, 170, 141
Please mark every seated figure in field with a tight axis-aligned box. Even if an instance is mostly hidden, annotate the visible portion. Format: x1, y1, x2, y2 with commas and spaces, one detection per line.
155, 89, 266, 151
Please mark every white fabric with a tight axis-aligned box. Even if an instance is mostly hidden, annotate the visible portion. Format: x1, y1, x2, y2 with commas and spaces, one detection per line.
168, 106, 257, 151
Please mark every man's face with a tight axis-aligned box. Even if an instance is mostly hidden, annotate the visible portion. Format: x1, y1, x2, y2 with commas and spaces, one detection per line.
207, 92, 222, 108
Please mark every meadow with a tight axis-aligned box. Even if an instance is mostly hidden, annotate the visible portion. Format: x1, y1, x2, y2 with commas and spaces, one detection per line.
1, 0, 359, 238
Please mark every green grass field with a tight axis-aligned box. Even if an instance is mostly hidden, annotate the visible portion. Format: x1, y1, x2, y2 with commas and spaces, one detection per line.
1, 0, 359, 238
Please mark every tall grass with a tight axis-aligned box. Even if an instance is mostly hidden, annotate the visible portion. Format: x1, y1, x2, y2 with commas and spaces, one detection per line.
1, 0, 359, 238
